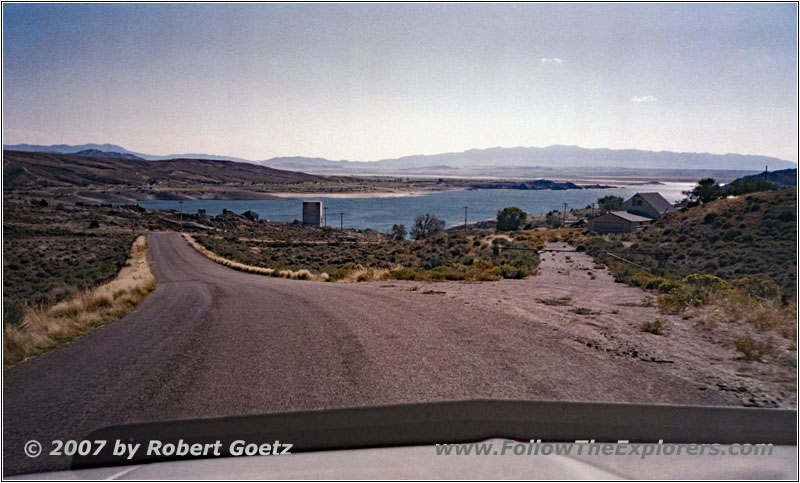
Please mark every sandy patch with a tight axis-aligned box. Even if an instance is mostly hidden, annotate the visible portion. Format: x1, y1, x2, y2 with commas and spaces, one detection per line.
371, 242, 796, 408
267, 189, 463, 199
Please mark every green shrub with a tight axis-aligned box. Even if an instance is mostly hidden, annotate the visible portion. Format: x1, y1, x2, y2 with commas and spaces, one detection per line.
330, 263, 364, 281
475, 268, 502, 281
410, 213, 445, 240
685, 273, 729, 292
545, 212, 564, 228
388, 267, 420, 281
656, 280, 682, 293
659, 286, 706, 312
3, 303, 24, 326
499, 264, 529, 279
722, 229, 742, 241
496, 207, 528, 231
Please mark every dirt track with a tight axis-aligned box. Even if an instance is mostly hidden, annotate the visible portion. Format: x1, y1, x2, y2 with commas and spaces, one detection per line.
394, 243, 795, 409
3, 233, 792, 475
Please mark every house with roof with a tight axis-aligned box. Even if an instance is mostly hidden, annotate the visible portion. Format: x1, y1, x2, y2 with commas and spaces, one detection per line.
587, 192, 677, 234
618, 192, 678, 219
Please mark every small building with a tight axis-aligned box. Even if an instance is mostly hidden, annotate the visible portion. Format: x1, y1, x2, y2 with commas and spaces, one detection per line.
198, 208, 207, 216
587, 192, 675, 234
619, 192, 677, 219
587, 211, 654, 233
302, 201, 322, 226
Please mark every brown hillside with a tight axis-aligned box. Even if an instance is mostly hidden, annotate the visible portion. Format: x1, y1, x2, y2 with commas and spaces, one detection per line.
634, 188, 797, 297
2, 150, 324, 188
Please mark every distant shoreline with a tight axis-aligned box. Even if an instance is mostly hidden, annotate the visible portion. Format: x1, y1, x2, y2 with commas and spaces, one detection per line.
40, 181, 627, 204
268, 189, 455, 199
49, 180, 678, 203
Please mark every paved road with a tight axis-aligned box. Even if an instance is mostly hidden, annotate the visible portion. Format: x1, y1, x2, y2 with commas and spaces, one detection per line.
3, 232, 730, 475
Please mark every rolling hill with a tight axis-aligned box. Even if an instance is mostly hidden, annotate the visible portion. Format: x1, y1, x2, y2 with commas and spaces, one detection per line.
2, 150, 323, 188
592, 188, 797, 299
739, 168, 797, 188
2, 143, 253, 163
74, 149, 144, 160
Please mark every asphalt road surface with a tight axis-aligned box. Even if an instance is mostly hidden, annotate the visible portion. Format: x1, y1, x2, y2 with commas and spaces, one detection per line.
4, 232, 732, 475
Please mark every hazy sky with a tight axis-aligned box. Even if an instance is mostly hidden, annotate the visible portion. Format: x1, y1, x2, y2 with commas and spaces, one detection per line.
3, 3, 797, 162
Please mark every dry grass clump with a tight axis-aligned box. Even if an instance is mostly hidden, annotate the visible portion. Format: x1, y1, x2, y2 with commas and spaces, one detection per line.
183, 234, 330, 281
732, 336, 776, 361
704, 296, 796, 340
638, 318, 668, 335
536, 296, 573, 306
4, 236, 156, 368
656, 274, 796, 340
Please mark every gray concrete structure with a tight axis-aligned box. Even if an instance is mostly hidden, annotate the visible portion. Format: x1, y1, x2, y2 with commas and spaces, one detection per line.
302, 201, 322, 226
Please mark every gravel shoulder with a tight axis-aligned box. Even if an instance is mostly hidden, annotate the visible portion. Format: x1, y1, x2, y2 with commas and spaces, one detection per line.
366, 242, 796, 409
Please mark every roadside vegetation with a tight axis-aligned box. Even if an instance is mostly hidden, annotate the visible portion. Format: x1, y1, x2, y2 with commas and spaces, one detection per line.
568, 188, 796, 360
579, 188, 796, 300
682, 176, 778, 207
191, 213, 542, 282
4, 235, 156, 368
3, 225, 136, 325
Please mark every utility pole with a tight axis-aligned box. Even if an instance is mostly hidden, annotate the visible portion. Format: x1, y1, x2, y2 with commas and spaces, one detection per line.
340, 212, 344, 231
179, 200, 183, 232
591, 202, 596, 218
463, 206, 468, 234
562, 203, 567, 226
323, 206, 328, 227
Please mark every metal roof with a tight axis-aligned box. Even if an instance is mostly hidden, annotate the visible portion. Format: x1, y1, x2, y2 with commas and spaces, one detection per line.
607, 211, 654, 222
633, 192, 678, 214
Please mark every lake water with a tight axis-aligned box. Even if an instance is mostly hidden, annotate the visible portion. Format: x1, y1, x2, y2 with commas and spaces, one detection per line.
134, 183, 692, 233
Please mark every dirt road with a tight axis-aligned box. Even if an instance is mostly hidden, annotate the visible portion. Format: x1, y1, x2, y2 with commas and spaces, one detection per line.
3, 233, 787, 475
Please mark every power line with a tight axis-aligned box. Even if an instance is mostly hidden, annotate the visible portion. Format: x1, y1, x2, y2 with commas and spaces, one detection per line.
329, 211, 345, 230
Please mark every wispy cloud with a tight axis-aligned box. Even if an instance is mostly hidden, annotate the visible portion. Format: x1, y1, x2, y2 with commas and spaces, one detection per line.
540, 57, 563, 65
631, 95, 657, 103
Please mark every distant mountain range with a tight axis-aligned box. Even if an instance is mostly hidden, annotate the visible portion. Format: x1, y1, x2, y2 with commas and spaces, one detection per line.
4, 143, 796, 173
263, 146, 796, 172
